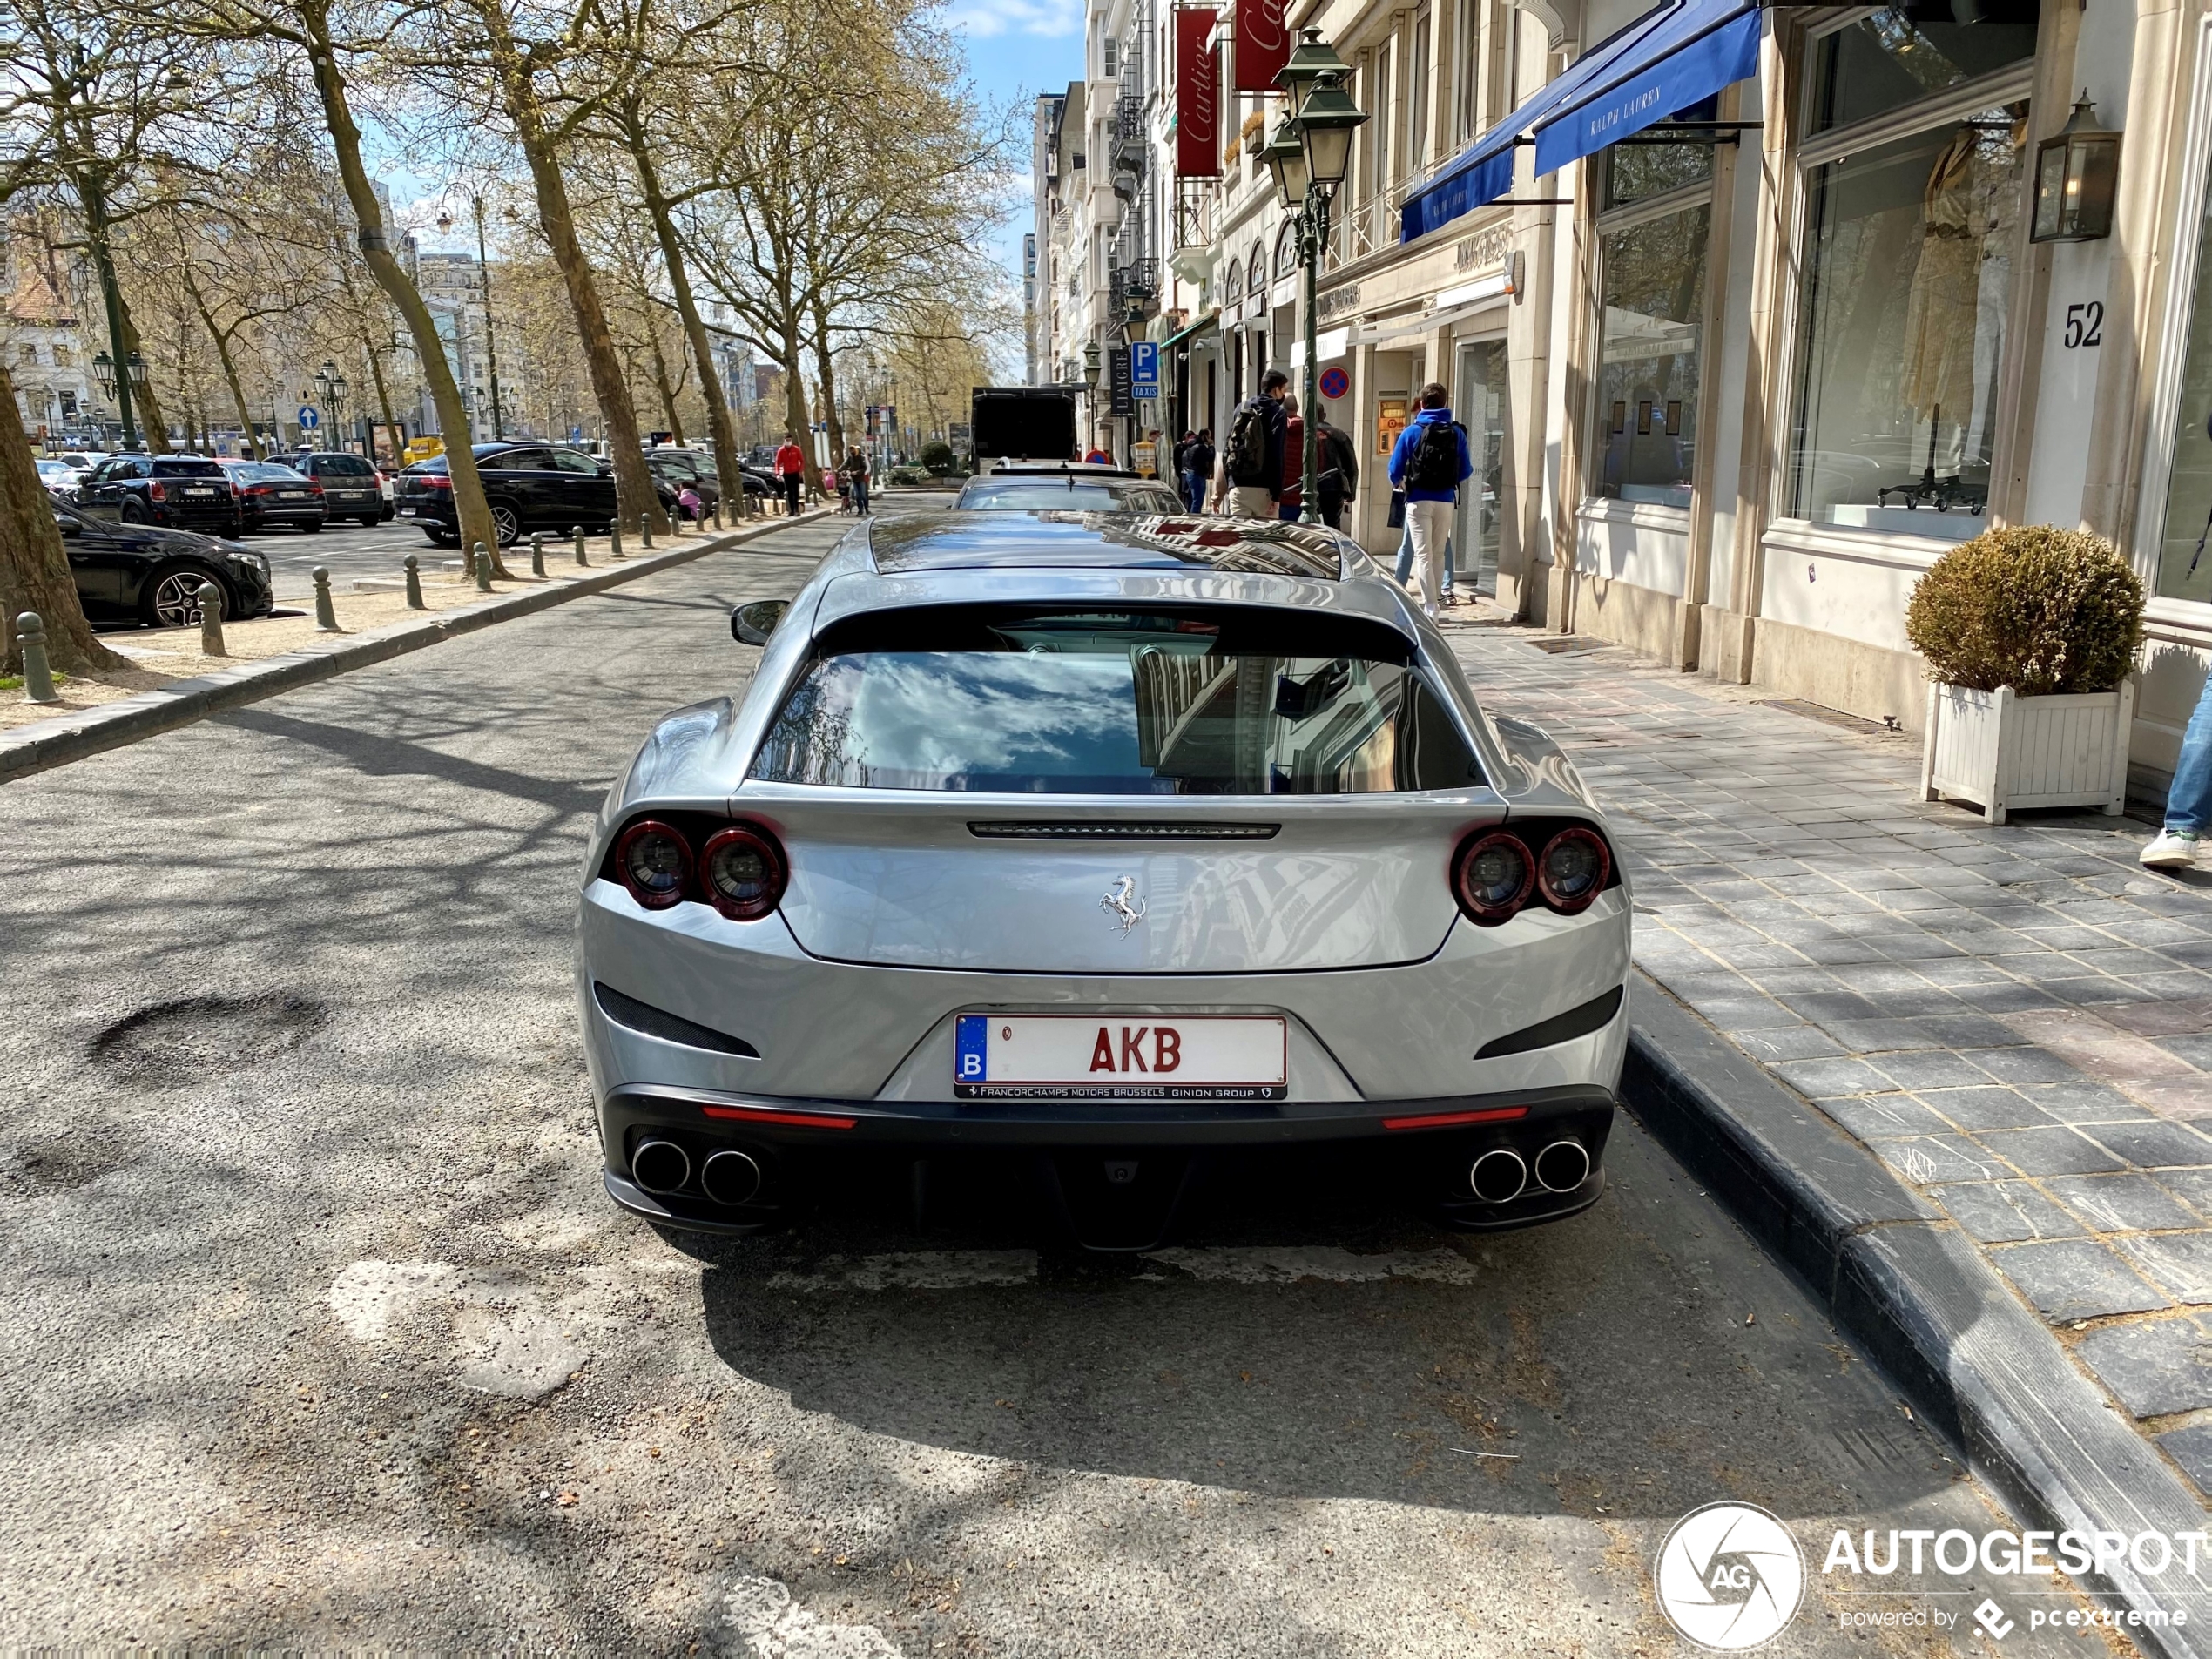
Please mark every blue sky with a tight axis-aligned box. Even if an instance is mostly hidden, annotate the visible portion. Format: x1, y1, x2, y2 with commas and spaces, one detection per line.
947, 0, 1087, 283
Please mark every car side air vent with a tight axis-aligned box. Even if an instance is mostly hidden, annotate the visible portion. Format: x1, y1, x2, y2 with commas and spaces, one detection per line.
1474, 985, 1625, 1060
594, 982, 759, 1057
967, 821, 1280, 840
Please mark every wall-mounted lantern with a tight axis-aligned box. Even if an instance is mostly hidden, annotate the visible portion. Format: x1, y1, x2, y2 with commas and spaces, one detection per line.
2032, 93, 2121, 243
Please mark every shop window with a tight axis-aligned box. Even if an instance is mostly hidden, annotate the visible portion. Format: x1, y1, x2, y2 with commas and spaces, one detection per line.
1594, 202, 1709, 509
1600, 98, 1717, 211
2151, 156, 2212, 604
1788, 108, 2026, 532
1808, 2, 2038, 135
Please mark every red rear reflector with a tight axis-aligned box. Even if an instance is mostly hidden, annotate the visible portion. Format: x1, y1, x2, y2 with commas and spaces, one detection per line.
701, 1103, 857, 1130
1381, 1105, 1530, 1131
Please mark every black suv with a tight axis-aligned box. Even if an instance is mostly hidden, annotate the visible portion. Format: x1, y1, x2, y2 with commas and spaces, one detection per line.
288, 451, 388, 526
395, 442, 674, 547
76, 455, 241, 536
53, 504, 274, 628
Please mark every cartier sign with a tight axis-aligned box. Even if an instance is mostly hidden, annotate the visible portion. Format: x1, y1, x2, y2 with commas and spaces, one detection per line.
1234, 0, 1290, 92
1176, 9, 1219, 178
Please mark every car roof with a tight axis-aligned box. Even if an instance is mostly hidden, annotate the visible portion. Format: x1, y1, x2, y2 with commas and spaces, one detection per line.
986, 460, 1137, 478
868, 511, 1348, 581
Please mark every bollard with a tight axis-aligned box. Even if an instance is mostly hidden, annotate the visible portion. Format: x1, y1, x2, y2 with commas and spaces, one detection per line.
530, 533, 545, 577
312, 567, 339, 632
197, 582, 226, 657
403, 554, 425, 609
572, 524, 589, 567
610, 519, 624, 560
473, 542, 494, 592
711, 497, 724, 531
14, 611, 58, 704
639, 512, 654, 551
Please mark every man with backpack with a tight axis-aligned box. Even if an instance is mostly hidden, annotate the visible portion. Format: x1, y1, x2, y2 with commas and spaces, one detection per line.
1224, 369, 1290, 519
1387, 381, 1473, 619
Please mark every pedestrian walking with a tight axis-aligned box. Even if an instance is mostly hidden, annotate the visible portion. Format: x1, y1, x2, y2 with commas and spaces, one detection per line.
1278, 395, 1305, 522
1224, 369, 1290, 520
1182, 428, 1214, 515
2144, 673, 2212, 868
1316, 409, 1358, 531
1386, 381, 1473, 620
1395, 523, 1455, 604
844, 444, 871, 516
773, 434, 806, 517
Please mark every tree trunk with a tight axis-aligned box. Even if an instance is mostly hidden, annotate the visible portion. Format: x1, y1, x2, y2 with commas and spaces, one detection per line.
300, 1, 503, 568
621, 105, 742, 508
478, 7, 665, 536
0, 361, 125, 675
808, 301, 846, 469
183, 266, 264, 462
645, 326, 685, 446
777, 323, 816, 490
360, 330, 402, 469
115, 307, 172, 454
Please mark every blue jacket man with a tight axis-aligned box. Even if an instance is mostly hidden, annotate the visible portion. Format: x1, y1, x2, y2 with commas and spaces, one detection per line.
1386, 386, 1473, 617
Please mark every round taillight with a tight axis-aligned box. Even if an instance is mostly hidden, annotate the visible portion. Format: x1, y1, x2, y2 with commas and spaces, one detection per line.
615, 819, 691, 909
1537, 826, 1611, 914
1454, 830, 1533, 925
699, 824, 786, 921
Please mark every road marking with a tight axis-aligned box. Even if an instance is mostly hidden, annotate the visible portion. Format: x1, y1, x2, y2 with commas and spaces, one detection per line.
725, 1574, 903, 1657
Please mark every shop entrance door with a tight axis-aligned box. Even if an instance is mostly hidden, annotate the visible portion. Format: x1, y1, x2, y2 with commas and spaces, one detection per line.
1454, 339, 1507, 597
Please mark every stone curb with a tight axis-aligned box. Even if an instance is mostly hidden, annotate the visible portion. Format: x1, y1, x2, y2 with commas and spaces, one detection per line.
0, 509, 838, 787
1622, 969, 2212, 1656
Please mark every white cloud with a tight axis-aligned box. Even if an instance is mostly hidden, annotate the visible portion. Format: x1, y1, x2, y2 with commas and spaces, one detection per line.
948, 0, 1082, 39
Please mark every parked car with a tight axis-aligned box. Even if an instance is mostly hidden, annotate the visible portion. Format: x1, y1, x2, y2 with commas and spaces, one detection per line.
395, 442, 675, 546
52, 502, 274, 628
644, 447, 722, 516
954, 475, 1185, 512
575, 511, 1630, 1244
75, 454, 242, 536
219, 460, 327, 533
287, 451, 387, 526
35, 458, 79, 496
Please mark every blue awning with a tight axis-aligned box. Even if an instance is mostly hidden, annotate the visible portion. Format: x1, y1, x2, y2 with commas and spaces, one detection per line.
1399, 0, 1760, 244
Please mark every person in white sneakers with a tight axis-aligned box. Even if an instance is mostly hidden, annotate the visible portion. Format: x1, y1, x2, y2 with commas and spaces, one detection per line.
2143, 674, 2212, 868
1386, 381, 1472, 621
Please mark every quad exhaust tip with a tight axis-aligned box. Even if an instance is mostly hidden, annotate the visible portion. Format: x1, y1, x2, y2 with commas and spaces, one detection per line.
1469, 1148, 1527, 1204
701, 1148, 763, 1206
1534, 1139, 1592, 1194
631, 1137, 691, 1196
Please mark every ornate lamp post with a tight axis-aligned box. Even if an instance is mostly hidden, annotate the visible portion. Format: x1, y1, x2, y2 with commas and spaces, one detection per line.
1082, 341, 1103, 456
1269, 42, 1366, 525
439, 195, 505, 439
314, 361, 350, 444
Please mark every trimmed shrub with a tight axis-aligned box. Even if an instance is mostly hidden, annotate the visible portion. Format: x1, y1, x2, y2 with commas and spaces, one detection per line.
1904, 526, 2143, 696
920, 440, 956, 475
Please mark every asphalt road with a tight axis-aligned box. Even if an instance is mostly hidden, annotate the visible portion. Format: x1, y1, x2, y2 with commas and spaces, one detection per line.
235, 513, 452, 604
0, 503, 2121, 1654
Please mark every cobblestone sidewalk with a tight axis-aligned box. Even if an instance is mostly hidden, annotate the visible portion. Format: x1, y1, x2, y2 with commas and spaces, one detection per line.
1443, 611, 2212, 1493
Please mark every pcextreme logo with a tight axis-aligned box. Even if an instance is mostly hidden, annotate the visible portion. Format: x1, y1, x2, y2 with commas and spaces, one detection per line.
1653, 1502, 1806, 1650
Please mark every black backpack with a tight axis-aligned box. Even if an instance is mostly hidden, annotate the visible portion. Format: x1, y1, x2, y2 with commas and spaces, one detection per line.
1403, 419, 1462, 492
1226, 401, 1271, 486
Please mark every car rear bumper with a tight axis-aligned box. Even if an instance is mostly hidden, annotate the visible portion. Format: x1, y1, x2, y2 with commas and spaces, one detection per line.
597, 1077, 1615, 1234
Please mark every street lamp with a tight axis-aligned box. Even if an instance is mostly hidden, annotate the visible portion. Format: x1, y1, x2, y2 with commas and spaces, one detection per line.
314, 361, 350, 443
439, 192, 505, 438
1276, 29, 1349, 118
1267, 61, 1366, 524
91, 351, 114, 398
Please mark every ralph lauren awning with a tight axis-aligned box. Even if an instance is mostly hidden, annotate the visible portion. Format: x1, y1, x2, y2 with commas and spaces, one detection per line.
1399, 0, 1760, 243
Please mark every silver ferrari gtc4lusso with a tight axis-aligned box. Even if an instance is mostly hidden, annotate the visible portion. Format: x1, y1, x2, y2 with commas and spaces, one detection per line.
576, 511, 1630, 1244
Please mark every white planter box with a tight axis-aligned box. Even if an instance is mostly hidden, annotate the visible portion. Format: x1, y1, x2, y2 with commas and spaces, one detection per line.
1920, 678, 2136, 825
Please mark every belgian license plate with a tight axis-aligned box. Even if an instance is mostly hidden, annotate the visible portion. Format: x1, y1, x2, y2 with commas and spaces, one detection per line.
280, 490, 307, 499
954, 1014, 1286, 1101
185, 487, 216, 496
398, 506, 416, 516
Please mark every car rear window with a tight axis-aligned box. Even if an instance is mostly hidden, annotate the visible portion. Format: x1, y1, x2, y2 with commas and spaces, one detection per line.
956, 481, 1184, 512
751, 605, 1480, 795
403, 457, 449, 475
241, 464, 307, 482
319, 455, 374, 475
152, 459, 226, 478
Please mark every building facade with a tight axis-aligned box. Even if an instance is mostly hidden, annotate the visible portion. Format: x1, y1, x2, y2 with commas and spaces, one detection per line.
1043, 0, 2212, 804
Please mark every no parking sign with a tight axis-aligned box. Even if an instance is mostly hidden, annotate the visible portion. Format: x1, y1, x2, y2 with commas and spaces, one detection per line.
1318, 366, 1350, 401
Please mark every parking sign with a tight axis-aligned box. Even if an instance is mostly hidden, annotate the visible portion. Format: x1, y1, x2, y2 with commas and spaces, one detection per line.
1130, 341, 1160, 399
